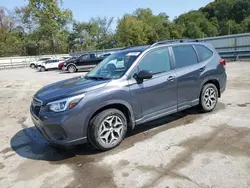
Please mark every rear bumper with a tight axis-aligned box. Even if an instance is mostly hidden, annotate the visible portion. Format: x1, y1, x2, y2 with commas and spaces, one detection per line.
219, 70, 227, 96
220, 86, 226, 94
30, 107, 87, 146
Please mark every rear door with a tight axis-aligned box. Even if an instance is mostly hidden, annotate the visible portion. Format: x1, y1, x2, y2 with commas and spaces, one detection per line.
171, 45, 204, 110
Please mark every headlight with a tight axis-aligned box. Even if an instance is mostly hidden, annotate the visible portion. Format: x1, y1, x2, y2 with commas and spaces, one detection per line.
47, 93, 86, 112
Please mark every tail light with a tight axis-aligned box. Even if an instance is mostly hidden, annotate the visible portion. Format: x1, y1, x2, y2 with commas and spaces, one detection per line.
220, 59, 226, 66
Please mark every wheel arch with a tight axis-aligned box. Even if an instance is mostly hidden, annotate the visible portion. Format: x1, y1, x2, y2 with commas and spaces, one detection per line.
67, 63, 77, 70
200, 78, 221, 98
86, 101, 135, 135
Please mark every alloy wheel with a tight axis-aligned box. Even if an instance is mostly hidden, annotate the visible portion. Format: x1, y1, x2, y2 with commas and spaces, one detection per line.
98, 115, 124, 146
68, 66, 76, 73
203, 87, 217, 109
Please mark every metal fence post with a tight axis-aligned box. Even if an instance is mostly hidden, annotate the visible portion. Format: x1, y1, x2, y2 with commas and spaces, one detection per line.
235, 36, 238, 61
10, 58, 13, 68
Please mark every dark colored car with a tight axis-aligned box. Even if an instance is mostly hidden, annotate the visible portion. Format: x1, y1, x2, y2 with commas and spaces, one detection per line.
30, 41, 227, 151
63, 53, 107, 73
58, 62, 65, 70
58, 57, 77, 70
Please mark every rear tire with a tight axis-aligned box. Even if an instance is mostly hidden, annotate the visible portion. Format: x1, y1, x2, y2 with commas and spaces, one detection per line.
68, 65, 76, 73
200, 83, 218, 112
88, 109, 127, 151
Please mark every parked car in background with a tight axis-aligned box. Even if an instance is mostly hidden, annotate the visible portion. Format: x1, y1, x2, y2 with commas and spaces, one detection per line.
29, 58, 51, 69
58, 56, 77, 70
99, 53, 111, 58
30, 41, 227, 151
60, 56, 72, 60
63, 53, 106, 73
38, 59, 64, 71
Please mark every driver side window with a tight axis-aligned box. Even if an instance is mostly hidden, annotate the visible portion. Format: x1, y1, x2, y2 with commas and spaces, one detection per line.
81, 55, 90, 61
138, 47, 171, 74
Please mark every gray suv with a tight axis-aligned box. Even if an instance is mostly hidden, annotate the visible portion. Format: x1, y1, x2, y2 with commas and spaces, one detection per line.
30, 41, 227, 150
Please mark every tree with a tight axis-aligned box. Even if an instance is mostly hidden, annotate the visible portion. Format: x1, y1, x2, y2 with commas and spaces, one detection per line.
241, 16, 250, 33
231, 0, 250, 24
116, 15, 149, 46
16, 0, 72, 54
0, 7, 25, 56
1, 0, 250, 57
175, 11, 218, 38
68, 17, 115, 51
220, 20, 242, 35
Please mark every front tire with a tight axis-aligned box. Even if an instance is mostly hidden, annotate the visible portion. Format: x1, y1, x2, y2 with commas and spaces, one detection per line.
30, 64, 35, 69
88, 109, 127, 151
200, 83, 218, 112
68, 65, 77, 73
40, 66, 46, 72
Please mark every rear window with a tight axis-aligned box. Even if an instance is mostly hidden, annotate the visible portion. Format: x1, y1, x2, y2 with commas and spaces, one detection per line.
194, 45, 213, 62
172, 45, 198, 69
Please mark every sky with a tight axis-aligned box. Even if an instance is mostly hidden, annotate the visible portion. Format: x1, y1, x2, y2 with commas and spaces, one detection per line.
1, 0, 213, 25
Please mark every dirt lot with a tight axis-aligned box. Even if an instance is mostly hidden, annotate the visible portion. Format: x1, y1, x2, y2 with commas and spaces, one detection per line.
0, 63, 250, 188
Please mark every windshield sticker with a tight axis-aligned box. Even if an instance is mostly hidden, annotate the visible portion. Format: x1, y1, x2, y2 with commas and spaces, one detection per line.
126, 52, 140, 56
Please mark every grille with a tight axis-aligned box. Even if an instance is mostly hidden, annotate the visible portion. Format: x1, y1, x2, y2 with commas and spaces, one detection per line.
32, 98, 43, 116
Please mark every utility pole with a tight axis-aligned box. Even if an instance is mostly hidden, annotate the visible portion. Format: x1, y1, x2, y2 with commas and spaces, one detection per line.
228, 22, 231, 35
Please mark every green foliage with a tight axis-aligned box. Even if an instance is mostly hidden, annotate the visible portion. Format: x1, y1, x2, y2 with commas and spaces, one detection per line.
116, 9, 177, 46
116, 15, 150, 46
15, 0, 72, 55
0, 0, 250, 57
69, 17, 116, 51
241, 16, 250, 32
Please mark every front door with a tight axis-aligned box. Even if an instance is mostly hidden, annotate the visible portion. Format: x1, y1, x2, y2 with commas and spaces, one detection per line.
51, 60, 60, 69
45, 60, 53, 69
129, 47, 177, 124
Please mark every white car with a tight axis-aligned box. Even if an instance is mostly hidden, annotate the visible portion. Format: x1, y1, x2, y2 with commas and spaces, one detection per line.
29, 58, 51, 69
39, 59, 64, 71
105, 52, 140, 69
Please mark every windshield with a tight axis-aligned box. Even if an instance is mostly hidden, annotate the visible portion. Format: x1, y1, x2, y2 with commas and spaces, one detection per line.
86, 51, 141, 79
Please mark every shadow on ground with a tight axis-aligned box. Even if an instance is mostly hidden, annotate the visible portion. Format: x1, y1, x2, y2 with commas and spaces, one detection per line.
10, 105, 224, 162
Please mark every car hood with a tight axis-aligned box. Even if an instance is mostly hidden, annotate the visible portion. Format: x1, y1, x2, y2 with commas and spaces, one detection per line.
36, 61, 43, 65
35, 76, 109, 103
64, 59, 76, 65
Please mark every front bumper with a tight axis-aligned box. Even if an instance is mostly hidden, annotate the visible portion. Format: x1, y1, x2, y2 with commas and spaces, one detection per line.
62, 66, 67, 71
30, 107, 87, 146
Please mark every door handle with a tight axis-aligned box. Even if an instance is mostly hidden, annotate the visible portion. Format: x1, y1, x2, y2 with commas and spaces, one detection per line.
167, 76, 175, 82
199, 67, 205, 72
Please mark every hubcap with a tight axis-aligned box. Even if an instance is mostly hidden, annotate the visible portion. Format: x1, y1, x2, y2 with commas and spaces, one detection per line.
204, 87, 216, 108
98, 115, 124, 145
69, 66, 75, 72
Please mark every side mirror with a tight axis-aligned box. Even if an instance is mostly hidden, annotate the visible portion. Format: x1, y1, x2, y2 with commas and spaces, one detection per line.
135, 70, 153, 82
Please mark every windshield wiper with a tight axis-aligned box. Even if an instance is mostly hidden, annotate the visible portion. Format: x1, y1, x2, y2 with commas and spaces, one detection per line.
85, 76, 110, 80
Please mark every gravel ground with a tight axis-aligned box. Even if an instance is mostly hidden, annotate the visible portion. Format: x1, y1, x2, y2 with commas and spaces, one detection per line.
0, 63, 250, 188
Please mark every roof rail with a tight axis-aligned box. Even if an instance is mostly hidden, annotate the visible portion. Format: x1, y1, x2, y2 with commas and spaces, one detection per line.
149, 40, 174, 48
150, 39, 200, 48
180, 39, 200, 43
